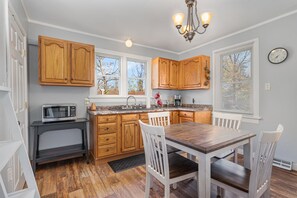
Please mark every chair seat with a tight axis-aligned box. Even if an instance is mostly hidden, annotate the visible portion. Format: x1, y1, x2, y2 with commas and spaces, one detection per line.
168, 153, 198, 179
211, 159, 251, 193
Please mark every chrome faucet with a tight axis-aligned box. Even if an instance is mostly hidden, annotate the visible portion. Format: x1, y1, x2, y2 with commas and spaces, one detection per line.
126, 95, 137, 109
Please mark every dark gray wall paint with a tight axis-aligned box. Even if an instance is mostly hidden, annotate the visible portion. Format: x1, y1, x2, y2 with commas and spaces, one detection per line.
179, 13, 297, 164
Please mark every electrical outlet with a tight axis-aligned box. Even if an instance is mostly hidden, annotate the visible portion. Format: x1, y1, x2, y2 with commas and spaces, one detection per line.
84, 98, 90, 105
265, 83, 271, 91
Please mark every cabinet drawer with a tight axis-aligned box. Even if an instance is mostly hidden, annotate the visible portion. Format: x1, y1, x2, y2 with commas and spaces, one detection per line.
180, 117, 193, 123
98, 123, 117, 134
139, 113, 148, 120
97, 115, 117, 123
97, 143, 117, 158
122, 114, 139, 122
98, 133, 116, 145
179, 111, 193, 118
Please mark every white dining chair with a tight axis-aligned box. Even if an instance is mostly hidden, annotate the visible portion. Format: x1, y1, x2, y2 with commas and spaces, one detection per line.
148, 112, 180, 154
212, 112, 243, 163
139, 120, 198, 198
211, 124, 284, 198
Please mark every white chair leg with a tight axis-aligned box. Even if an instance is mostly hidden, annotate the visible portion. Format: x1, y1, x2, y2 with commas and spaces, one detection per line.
263, 187, 271, 198
172, 183, 177, 189
145, 173, 151, 198
164, 184, 170, 198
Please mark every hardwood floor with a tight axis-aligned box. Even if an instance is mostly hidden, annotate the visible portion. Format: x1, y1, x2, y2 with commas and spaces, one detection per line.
35, 157, 297, 198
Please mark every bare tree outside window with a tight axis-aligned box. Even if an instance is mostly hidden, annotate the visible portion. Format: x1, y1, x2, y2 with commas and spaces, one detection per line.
127, 60, 146, 95
96, 55, 120, 95
220, 48, 252, 113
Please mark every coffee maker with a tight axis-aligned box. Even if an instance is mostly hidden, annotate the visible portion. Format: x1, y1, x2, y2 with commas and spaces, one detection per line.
174, 95, 182, 107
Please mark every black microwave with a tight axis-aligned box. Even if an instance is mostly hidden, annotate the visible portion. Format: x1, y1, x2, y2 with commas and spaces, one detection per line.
42, 104, 77, 123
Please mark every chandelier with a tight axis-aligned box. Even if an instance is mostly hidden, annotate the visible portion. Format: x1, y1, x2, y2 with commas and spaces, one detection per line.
172, 0, 212, 42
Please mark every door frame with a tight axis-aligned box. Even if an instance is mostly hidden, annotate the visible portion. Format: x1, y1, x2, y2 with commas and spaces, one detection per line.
7, 2, 28, 150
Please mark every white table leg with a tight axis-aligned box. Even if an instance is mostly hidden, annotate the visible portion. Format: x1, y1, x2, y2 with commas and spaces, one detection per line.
198, 154, 211, 198
243, 138, 253, 169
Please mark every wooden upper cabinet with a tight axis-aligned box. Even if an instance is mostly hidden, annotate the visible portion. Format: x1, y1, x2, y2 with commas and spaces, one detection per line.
70, 43, 94, 85
180, 56, 210, 90
152, 55, 210, 90
39, 37, 68, 85
169, 60, 179, 89
180, 57, 202, 89
39, 36, 94, 87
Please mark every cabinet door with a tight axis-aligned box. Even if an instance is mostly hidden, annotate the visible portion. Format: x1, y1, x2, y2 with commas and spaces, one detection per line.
39, 36, 68, 84
172, 111, 179, 124
181, 57, 202, 89
169, 61, 179, 89
179, 117, 193, 123
159, 58, 170, 88
70, 43, 94, 86
122, 121, 138, 152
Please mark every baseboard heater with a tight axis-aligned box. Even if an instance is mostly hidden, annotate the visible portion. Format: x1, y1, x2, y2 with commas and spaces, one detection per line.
273, 158, 292, 170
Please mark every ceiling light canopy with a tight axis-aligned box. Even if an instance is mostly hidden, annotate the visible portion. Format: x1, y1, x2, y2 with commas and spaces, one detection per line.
125, 39, 133, 47
172, 0, 212, 42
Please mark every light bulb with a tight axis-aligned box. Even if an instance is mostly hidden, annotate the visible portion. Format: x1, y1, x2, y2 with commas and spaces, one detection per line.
125, 39, 133, 48
172, 13, 184, 28
201, 12, 212, 28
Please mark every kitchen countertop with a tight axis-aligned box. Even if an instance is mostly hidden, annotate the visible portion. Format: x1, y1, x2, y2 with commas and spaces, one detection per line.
88, 105, 212, 115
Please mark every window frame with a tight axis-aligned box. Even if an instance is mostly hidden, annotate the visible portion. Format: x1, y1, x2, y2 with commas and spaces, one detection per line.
212, 39, 260, 123
89, 48, 152, 101
126, 58, 147, 96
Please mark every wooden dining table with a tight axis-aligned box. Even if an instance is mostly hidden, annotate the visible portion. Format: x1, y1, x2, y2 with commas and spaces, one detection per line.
164, 122, 256, 198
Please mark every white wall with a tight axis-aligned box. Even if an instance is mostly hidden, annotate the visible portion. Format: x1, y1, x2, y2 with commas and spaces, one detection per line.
178, 13, 297, 165
0, 0, 8, 87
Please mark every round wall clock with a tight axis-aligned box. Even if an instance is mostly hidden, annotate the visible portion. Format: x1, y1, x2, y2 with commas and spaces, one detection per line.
268, 47, 288, 64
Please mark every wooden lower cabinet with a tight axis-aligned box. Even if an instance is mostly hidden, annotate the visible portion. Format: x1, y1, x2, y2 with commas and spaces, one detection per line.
121, 121, 139, 152
90, 110, 211, 164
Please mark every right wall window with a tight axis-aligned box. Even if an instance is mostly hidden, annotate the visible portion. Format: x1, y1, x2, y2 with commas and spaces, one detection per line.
213, 39, 260, 122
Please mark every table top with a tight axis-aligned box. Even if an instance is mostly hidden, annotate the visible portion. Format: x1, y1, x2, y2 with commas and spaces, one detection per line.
164, 122, 256, 154
31, 118, 88, 127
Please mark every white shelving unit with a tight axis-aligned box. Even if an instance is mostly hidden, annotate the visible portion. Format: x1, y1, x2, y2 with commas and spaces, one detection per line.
0, 86, 40, 198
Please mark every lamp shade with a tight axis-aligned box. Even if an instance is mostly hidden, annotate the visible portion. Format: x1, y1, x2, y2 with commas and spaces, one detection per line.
172, 13, 184, 27
200, 12, 212, 26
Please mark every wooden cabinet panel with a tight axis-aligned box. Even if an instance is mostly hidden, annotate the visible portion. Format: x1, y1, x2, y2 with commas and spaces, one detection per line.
39, 36, 68, 85
139, 113, 148, 120
159, 58, 170, 88
169, 61, 179, 89
97, 115, 117, 123
97, 143, 117, 158
97, 123, 117, 134
180, 57, 202, 89
172, 111, 179, 124
39, 36, 94, 87
121, 121, 138, 152
98, 133, 116, 145
179, 111, 194, 118
122, 114, 139, 122
70, 43, 94, 85
194, 111, 212, 124
179, 117, 193, 123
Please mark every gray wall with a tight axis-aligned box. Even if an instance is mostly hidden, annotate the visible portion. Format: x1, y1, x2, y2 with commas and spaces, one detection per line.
27, 22, 179, 153
179, 13, 297, 164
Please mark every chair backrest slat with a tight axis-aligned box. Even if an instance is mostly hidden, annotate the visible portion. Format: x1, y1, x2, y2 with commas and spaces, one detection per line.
249, 124, 283, 197
148, 112, 170, 127
139, 120, 169, 181
212, 112, 242, 130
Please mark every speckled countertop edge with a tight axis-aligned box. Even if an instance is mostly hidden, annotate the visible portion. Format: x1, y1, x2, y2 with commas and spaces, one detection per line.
88, 105, 212, 115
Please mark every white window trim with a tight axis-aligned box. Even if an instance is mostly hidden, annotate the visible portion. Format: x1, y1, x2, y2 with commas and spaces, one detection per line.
212, 38, 261, 124
89, 48, 152, 104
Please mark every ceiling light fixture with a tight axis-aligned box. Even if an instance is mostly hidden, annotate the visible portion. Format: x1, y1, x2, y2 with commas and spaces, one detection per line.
125, 39, 133, 47
172, 0, 212, 42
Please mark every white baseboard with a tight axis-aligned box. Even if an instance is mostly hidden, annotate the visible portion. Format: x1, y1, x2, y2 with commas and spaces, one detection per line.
293, 163, 297, 171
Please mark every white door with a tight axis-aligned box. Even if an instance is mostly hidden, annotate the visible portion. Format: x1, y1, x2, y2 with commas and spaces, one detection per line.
8, 8, 28, 190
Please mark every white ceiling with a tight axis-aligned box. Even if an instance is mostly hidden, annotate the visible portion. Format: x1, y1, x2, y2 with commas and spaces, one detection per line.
22, 0, 297, 53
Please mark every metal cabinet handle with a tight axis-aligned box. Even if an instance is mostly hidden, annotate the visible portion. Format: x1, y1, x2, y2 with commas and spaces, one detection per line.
106, 127, 109, 130
106, 138, 109, 141
106, 149, 109, 152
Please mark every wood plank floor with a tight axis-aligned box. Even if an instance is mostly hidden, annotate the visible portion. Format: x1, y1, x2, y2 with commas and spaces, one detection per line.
35, 157, 297, 198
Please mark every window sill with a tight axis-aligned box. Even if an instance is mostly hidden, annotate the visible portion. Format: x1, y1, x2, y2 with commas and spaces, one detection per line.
242, 115, 262, 124
88, 95, 149, 104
